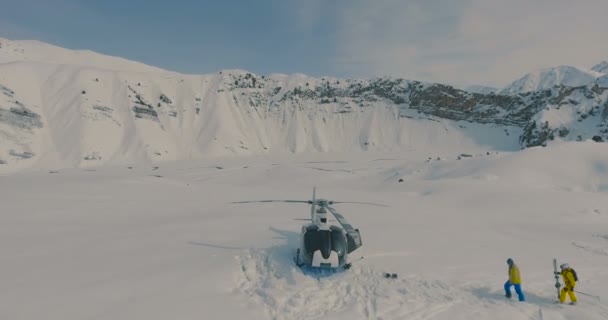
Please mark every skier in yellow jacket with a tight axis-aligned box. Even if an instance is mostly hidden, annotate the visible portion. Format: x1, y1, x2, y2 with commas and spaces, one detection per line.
504, 258, 525, 301
558, 263, 577, 304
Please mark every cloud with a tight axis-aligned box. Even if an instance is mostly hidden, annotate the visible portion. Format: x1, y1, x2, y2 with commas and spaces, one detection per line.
330, 0, 608, 87
455, 0, 608, 86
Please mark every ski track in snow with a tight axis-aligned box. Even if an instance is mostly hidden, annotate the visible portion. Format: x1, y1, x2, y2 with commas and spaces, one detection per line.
571, 242, 608, 257
297, 166, 355, 174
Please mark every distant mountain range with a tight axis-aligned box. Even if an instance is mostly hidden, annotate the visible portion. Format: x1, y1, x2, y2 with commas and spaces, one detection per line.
500, 64, 607, 94
0, 37, 606, 171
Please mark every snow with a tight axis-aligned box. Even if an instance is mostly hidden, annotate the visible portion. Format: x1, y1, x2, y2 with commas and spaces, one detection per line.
0, 37, 168, 73
2, 37, 606, 174
0, 37, 523, 174
500, 59, 608, 94
597, 75, 608, 88
500, 66, 602, 94
464, 85, 498, 94
2, 142, 608, 319
525, 86, 608, 145
591, 61, 608, 75
1, 36, 608, 319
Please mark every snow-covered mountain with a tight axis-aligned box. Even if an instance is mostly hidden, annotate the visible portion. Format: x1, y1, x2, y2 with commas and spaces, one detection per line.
520, 85, 608, 147
0, 37, 167, 73
500, 65, 603, 94
597, 74, 608, 88
2, 37, 608, 320
464, 85, 498, 94
591, 61, 608, 74
498, 63, 608, 147
1, 37, 607, 173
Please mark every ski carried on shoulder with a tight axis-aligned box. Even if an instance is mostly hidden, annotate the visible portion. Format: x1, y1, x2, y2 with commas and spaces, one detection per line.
553, 258, 561, 302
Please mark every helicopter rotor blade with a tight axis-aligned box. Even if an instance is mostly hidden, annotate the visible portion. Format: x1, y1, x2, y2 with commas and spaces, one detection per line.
326, 206, 355, 230
231, 200, 312, 204
330, 201, 389, 207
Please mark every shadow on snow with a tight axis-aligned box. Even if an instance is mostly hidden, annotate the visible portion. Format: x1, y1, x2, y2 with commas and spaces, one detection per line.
471, 286, 556, 305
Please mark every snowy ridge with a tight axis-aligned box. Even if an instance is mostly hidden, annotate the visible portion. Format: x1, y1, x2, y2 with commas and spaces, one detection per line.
1, 38, 608, 173
0, 64, 522, 173
591, 61, 608, 74
464, 85, 498, 94
0, 37, 525, 173
0, 37, 168, 73
519, 85, 608, 147
500, 65, 603, 94
597, 74, 608, 88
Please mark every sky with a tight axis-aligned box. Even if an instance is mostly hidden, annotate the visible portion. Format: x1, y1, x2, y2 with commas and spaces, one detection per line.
1, 0, 607, 87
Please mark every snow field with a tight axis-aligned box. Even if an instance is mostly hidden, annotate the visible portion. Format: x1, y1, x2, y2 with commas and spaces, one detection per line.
1, 142, 608, 319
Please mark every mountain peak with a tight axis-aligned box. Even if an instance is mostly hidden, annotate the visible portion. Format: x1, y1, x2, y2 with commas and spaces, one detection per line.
500, 65, 598, 94
591, 61, 608, 74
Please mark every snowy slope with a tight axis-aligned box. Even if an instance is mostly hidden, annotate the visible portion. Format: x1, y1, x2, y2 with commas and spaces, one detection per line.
0, 37, 526, 173
591, 61, 608, 74
1, 37, 607, 174
500, 66, 602, 94
518, 85, 608, 147
597, 74, 608, 88
0, 62, 521, 174
1, 142, 607, 320
0, 37, 168, 73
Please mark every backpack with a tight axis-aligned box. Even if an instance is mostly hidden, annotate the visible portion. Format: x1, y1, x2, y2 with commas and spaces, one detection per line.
568, 268, 578, 282
570, 268, 578, 282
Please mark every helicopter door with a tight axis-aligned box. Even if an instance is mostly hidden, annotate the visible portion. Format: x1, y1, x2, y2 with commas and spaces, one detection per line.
328, 208, 362, 253
303, 225, 321, 255
330, 226, 347, 257
346, 230, 362, 254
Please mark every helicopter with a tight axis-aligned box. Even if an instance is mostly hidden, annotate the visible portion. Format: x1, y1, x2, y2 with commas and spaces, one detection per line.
232, 188, 387, 270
